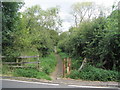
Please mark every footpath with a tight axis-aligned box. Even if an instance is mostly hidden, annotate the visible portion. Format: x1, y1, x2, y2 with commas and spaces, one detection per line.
1, 54, 119, 88
50, 54, 119, 87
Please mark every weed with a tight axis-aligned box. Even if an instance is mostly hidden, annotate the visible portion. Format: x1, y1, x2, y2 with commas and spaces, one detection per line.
13, 68, 51, 80
68, 65, 119, 82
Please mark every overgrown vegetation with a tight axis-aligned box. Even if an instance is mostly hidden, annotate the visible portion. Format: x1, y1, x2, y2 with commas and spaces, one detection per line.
2, 2, 59, 80
2, 1, 119, 82
40, 53, 57, 75
58, 2, 119, 82
67, 65, 119, 82
3, 53, 56, 80
13, 68, 51, 80
2, 2, 61, 62
59, 52, 69, 59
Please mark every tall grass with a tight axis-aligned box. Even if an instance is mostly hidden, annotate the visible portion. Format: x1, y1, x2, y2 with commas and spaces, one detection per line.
40, 53, 57, 75
67, 65, 119, 82
2, 65, 13, 75
13, 68, 51, 80
3, 53, 57, 80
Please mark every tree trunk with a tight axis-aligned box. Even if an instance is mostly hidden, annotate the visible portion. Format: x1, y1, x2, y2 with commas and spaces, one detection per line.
78, 58, 87, 72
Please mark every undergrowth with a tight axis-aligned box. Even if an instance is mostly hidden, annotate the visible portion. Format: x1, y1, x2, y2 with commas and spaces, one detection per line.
59, 52, 69, 59
3, 53, 57, 80
40, 53, 57, 75
13, 68, 51, 80
67, 65, 119, 82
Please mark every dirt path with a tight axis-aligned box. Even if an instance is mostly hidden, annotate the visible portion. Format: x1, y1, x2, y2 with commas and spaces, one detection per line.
50, 54, 63, 80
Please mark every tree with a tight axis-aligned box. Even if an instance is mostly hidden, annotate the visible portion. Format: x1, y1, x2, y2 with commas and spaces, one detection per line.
2, 2, 23, 61
58, 8, 119, 71
17, 5, 61, 57
71, 2, 95, 27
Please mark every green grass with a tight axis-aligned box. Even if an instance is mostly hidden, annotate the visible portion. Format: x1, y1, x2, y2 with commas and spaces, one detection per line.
3, 52, 57, 80
13, 68, 51, 80
40, 53, 57, 75
2, 65, 13, 75
67, 65, 119, 82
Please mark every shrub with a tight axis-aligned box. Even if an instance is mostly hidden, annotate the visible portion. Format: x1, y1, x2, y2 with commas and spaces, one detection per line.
13, 68, 38, 78
71, 58, 83, 70
2, 65, 12, 75
12, 53, 56, 80
56, 48, 62, 53
68, 65, 119, 82
40, 53, 57, 75
13, 68, 51, 80
59, 52, 69, 59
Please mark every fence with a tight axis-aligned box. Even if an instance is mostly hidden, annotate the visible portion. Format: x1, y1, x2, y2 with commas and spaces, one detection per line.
2, 55, 40, 70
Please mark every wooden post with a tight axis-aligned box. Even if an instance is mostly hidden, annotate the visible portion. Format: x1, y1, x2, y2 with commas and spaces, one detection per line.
16, 59, 19, 66
63, 59, 64, 77
37, 56, 39, 70
67, 58, 69, 75
20, 58, 24, 66
63, 58, 66, 77
68, 58, 71, 74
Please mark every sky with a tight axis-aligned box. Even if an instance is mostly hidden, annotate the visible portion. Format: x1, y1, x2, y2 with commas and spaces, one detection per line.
21, 0, 118, 32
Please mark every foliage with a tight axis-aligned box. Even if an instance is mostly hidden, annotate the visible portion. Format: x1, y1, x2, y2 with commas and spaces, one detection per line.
71, 58, 83, 70
2, 2, 24, 61
59, 52, 69, 59
58, 9, 119, 71
68, 65, 119, 82
13, 68, 51, 80
3, 53, 57, 80
2, 65, 12, 75
40, 53, 57, 75
17, 5, 60, 57
2, 3, 60, 62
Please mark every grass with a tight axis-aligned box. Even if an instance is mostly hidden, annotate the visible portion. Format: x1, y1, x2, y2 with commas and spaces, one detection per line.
58, 51, 119, 82
40, 53, 57, 75
2, 52, 57, 80
13, 68, 51, 80
67, 65, 119, 82
2, 65, 13, 76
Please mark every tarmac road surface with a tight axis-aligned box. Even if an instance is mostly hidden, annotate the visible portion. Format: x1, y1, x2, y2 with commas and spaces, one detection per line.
1, 79, 119, 90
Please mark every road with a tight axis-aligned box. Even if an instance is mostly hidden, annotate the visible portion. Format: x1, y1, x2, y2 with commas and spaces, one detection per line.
1, 79, 118, 90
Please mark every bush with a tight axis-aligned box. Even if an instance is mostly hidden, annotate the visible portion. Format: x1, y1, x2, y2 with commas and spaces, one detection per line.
59, 52, 69, 59
2, 65, 12, 75
13, 68, 51, 80
40, 53, 57, 75
71, 58, 83, 70
56, 48, 62, 53
68, 65, 119, 82
10, 53, 56, 80
36, 72, 51, 80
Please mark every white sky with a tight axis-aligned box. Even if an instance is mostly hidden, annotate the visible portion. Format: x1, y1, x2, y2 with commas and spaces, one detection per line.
21, 0, 118, 32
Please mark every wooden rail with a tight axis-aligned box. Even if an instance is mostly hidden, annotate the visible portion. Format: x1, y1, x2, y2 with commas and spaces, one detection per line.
3, 61, 40, 65
2, 55, 40, 70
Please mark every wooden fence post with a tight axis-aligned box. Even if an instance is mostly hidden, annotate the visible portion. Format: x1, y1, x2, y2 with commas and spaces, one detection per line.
68, 58, 71, 74
16, 59, 19, 66
37, 55, 39, 70
67, 58, 69, 74
63, 58, 66, 77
